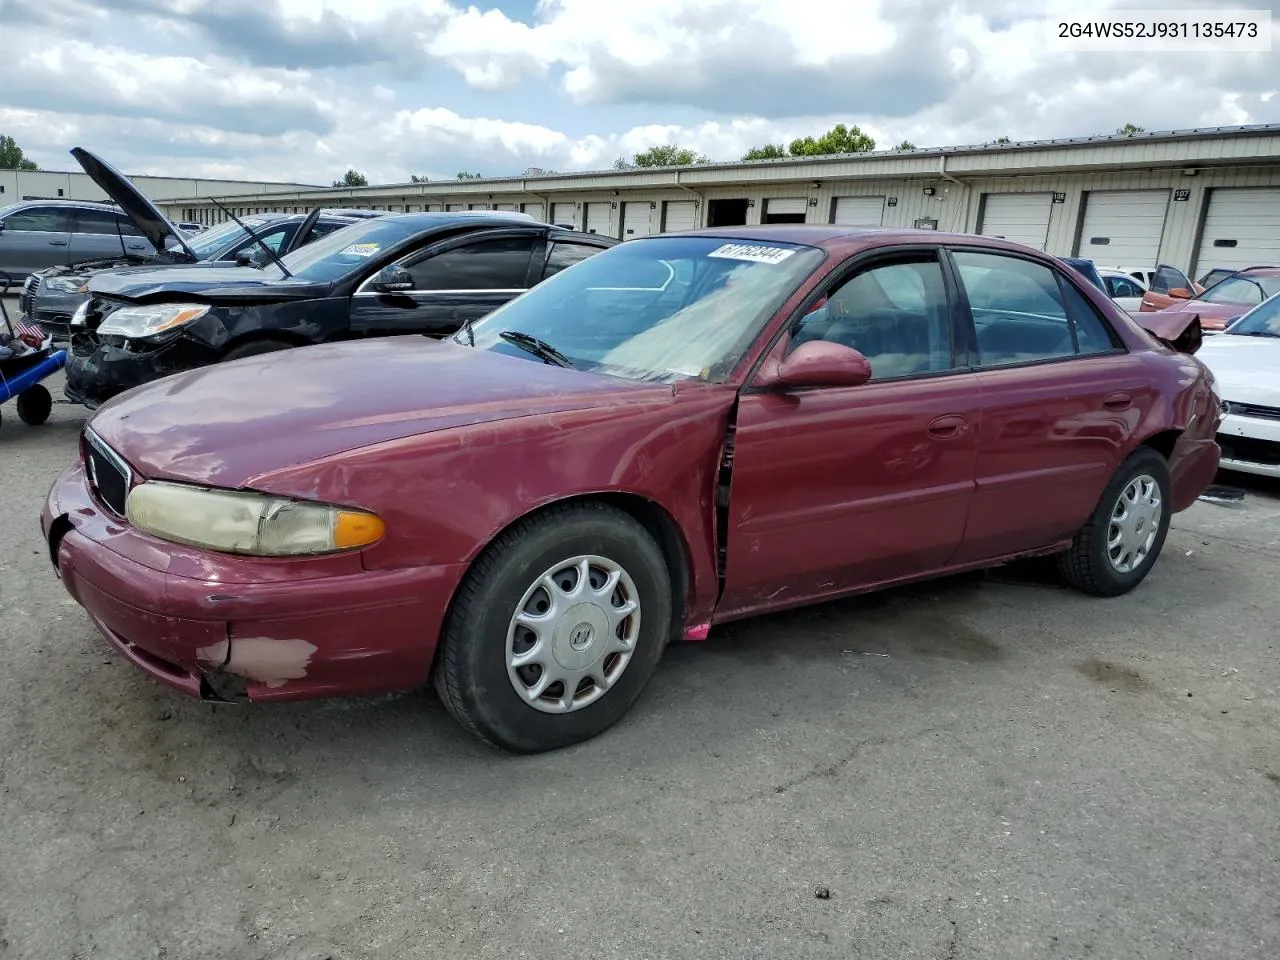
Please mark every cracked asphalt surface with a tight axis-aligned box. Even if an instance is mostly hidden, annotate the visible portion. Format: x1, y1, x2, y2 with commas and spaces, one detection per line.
2, 360, 1278, 959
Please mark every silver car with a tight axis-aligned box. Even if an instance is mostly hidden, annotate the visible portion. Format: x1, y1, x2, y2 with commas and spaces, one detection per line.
0, 200, 158, 282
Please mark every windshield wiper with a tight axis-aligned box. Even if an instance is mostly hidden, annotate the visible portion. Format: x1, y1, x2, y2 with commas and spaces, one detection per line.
498, 330, 574, 368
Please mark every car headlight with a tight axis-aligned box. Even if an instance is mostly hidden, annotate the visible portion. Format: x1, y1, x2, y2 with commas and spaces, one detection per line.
98, 303, 210, 339
124, 481, 386, 556
43, 276, 83, 294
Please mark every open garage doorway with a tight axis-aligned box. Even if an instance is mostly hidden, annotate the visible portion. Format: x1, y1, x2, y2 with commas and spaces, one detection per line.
707, 198, 749, 227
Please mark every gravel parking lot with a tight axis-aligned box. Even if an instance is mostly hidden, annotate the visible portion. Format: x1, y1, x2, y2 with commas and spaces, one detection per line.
2, 363, 1279, 959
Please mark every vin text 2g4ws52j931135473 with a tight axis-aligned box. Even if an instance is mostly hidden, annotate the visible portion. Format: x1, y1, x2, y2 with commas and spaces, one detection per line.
43, 225, 1222, 753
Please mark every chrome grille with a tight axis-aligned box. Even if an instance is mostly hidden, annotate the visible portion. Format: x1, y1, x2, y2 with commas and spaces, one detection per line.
1223, 401, 1280, 422
19, 275, 39, 316
83, 428, 133, 517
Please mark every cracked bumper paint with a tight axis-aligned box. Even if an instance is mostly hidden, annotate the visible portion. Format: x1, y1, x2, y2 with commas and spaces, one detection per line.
42, 460, 465, 702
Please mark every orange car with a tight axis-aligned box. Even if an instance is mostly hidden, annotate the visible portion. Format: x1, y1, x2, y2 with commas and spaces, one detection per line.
1139, 264, 1280, 333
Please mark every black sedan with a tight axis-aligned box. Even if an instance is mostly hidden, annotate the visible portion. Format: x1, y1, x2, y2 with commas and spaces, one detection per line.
65, 213, 617, 408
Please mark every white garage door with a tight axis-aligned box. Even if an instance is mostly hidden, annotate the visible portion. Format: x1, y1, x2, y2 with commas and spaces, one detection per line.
832, 196, 885, 226
979, 193, 1053, 250
764, 198, 807, 219
495, 203, 518, 211
551, 202, 576, 228
1194, 187, 1280, 275
521, 202, 544, 221
622, 202, 653, 240
585, 203, 612, 236
1076, 190, 1170, 268
446, 204, 465, 212
663, 200, 697, 232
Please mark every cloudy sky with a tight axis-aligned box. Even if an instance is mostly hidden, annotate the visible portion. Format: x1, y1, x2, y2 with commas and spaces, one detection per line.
0, 0, 1277, 186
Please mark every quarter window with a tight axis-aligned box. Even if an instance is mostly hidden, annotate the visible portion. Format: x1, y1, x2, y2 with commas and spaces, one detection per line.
953, 251, 1117, 366
791, 257, 956, 380
406, 236, 537, 290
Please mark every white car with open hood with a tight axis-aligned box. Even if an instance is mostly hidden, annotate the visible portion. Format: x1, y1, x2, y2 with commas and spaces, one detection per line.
1195, 292, 1280, 478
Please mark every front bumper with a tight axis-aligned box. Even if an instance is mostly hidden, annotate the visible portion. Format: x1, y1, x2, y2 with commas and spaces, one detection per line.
27, 290, 86, 341
1215, 411, 1280, 479
42, 460, 464, 702
64, 332, 218, 409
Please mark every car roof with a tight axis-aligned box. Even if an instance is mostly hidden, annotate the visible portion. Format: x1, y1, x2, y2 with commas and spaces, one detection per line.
1233, 266, 1280, 277
672, 224, 1071, 258
6, 198, 120, 210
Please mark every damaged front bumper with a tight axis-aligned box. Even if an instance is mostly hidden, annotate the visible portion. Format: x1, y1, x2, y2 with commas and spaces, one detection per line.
42, 460, 465, 703
64, 331, 219, 409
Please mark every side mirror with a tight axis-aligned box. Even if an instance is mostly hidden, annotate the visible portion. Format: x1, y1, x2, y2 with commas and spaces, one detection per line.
372, 265, 414, 292
1168, 287, 1193, 300
235, 250, 253, 267
756, 339, 872, 389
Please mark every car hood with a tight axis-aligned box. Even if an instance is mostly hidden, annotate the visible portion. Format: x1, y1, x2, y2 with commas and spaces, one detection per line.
87, 265, 328, 302
87, 337, 675, 488
1195, 334, 1280, 407
1154, 298, 1248, 328
71, 146, 199, 262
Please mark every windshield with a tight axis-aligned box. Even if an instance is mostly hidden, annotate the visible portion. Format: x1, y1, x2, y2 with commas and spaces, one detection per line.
1227, 292, 1280, 337
184, 217, 277, 259
277, 217, 428, 283
456, 235, 825, 383
1202, 274, 1280, 305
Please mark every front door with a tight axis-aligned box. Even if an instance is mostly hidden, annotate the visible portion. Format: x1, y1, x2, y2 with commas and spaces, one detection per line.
717, 249, 980, 618
349, 231, 544, 339
944, 247, 1154, 563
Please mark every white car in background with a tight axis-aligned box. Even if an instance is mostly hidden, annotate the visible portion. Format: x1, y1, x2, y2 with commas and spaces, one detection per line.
1097, 267, 1147, 313
1195, 292, 1280, 478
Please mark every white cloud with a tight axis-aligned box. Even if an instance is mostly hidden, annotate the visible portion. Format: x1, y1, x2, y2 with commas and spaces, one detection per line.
0, 0, 1277, 186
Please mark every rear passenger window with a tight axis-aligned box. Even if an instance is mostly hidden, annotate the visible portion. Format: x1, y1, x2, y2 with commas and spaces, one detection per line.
791, 257, 955, 380
543, 241, 602, 279
953, 251, 1117, 367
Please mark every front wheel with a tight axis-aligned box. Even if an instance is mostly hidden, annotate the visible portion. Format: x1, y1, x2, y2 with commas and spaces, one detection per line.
1057, 447, 1172, 597
433, 501, 673, 753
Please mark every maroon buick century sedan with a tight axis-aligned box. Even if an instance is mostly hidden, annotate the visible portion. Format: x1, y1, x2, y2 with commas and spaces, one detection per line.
43, 226, 1222, 753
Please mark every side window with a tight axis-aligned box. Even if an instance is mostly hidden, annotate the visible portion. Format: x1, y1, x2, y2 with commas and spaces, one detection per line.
3, 206, 74, 232
1105, 275, 1142, 298
543, 241, 602, 279
406, 236, 536, 290
74, 208, 125, 235
227, 226, 289, 258
115, 214, 144, 237
953, 251, 1115, 366
1150, 264, 1192, 295
791, 257, 955, 381
307, 221, 346, 240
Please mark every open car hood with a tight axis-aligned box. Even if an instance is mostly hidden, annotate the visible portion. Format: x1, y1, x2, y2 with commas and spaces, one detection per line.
71, 147, 199, 262
1135, 311, 1203, 355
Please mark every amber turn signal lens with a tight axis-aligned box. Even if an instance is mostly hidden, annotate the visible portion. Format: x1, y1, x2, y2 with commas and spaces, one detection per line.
333, 510, 386, 549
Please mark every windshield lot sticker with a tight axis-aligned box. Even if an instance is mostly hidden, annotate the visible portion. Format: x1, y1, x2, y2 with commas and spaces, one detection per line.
707, 243, 796, 265
341, 243, 380, 257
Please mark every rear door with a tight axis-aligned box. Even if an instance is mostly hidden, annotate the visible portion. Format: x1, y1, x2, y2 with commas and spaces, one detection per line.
348, 229, 545, 338
945, 247, 1151, 564
68, 206, 154, 262
0, 205, 76, 277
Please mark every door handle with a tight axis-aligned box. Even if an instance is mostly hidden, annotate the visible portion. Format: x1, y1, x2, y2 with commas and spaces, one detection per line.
927, 414, 968, 438
1103, 392, 1132, 411
48, 239, 68, 246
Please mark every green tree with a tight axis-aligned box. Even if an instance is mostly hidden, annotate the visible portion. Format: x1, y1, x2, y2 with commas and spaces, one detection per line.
895, 140, 917, 150
614, 144, 710, 169
991, 136, 1012, 145
332, 168, 368, 187
742, 143, 787, 161
456, 171, 483, 179
1116, 122, 1145, 136
409, 174, 429, 183
0, 134, 39, 170
787, 123, 876, 156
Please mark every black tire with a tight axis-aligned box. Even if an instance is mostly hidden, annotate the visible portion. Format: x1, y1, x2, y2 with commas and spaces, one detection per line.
1057, 447, 1172, 597
16, 384, 52, 426
222, 338, 294, 362
433, 501, 673, 753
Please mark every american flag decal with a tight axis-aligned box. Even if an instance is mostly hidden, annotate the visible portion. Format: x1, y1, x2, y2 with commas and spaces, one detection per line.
11, 316, 46, 348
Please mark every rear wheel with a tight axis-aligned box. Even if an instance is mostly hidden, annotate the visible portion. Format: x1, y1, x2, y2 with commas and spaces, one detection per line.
16, 384, 52, 425
433, 501, 672, 753
222, 338, 294, 362
1057, 447, 1171, 597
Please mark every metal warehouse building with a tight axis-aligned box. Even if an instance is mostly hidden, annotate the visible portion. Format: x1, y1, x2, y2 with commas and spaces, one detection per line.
162, 124, 1280, 278
0, 169, 318, 206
